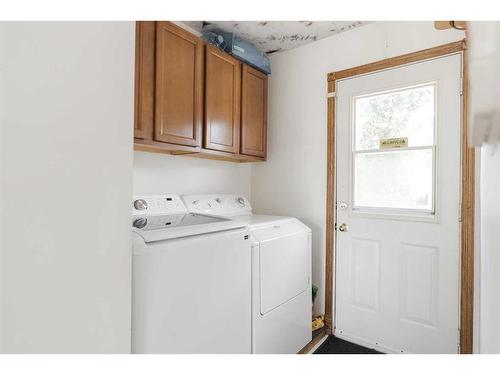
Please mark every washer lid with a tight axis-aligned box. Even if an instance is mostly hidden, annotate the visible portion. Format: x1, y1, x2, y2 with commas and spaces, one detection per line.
133, 213, 245, 243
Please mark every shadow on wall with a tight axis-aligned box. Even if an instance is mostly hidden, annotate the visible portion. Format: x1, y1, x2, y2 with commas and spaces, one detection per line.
133, 151, 252, 197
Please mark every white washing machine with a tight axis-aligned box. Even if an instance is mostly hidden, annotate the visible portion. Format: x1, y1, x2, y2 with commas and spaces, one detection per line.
131, 195, 252, 354
182, 194, 312, 354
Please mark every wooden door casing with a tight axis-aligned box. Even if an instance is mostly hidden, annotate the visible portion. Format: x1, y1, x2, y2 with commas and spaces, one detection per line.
204, 44, 241, 153
324, 40, 475, 353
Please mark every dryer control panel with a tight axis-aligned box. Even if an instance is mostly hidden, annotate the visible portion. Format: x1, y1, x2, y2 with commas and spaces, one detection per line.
182, 194, 252, 217
132, 195, 187, 216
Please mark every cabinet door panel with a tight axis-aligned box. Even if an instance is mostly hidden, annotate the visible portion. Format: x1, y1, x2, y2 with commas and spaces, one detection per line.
155, 22, 203, 147
205, 45, 241, 153
241, 65, 267, 158
134, 21, 155, 140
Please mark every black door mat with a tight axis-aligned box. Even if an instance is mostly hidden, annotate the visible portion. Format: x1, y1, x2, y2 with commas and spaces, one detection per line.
313, 336, 382, 354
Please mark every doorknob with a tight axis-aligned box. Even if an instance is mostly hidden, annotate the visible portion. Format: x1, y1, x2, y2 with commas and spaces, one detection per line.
338, 223, 349, 232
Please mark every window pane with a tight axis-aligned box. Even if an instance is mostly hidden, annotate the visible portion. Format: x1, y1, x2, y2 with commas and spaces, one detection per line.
354, 149, 433, 211
355, 84, 435, 150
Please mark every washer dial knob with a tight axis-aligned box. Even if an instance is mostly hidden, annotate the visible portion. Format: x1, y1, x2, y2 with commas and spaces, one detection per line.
134, 199, 148, 211
133, 218, 147, 229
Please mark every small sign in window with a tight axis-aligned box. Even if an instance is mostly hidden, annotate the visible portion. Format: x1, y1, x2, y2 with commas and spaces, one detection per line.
379, 137, 408, 149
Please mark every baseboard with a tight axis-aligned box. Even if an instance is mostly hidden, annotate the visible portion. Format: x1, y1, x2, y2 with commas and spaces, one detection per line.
298, 327, 329, 354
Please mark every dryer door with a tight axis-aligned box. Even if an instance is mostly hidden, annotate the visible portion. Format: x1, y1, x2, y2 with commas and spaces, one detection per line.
253, 221, 310, 315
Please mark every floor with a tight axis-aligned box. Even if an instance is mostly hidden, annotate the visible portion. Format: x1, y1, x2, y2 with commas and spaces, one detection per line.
313, 336, 382, 354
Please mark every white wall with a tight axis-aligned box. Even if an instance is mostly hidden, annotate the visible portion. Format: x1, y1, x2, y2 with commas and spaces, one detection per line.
251, 22, 465, 316
133, 152, 251, 197
0, 22, 135, 353
478, 146, 500, 353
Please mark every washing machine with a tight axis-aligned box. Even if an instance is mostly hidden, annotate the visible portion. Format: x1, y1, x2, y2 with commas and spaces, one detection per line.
132, 194, 252, 353
182, 194, 312, 354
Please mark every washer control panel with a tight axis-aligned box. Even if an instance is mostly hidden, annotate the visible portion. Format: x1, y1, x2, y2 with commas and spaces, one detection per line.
182, 194, 252, 217
132, 195, 187, 216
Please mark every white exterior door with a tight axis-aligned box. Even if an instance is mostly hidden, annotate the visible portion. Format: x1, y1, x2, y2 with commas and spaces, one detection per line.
334, 53, 462, 354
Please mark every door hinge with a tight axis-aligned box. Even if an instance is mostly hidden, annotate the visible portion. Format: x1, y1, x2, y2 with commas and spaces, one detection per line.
459, 77, 464, 96
457, 328, 461, 353
458, 202, 463, 222
327, 92, 336, 98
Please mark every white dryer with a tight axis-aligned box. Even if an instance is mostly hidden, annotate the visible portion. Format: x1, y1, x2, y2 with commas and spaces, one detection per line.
132, 195, 252, 354
182, 194, 312, 354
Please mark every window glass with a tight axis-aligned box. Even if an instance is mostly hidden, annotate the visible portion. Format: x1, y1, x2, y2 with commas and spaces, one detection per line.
355, 84, 435, 151
352, 83, 436, 213
354, 149, 433, 211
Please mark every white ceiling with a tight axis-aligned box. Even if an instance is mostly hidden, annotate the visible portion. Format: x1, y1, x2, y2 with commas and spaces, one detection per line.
182, 21, 369, 54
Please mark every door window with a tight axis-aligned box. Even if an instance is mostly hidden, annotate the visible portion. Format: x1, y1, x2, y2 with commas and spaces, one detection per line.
352, 83, 436, 214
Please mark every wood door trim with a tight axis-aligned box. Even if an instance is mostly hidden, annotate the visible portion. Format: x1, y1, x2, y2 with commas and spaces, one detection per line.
324, 39, 474, 354
327, 40, 464, 83
459, 39, 474, 354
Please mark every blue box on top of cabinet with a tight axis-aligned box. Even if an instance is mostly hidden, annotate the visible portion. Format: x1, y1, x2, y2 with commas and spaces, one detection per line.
202, 27, 271, 75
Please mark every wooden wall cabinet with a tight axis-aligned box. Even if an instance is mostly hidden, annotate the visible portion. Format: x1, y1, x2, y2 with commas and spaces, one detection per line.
241, 65, 268, 158
134, 21, 268, 162
204, 45, 241, 153
134, 21, 203, 153
134, 21, 155, 141
155, 21, 204, 148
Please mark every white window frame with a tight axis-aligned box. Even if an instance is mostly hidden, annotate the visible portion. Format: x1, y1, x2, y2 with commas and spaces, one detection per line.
348, 81, 439, 222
